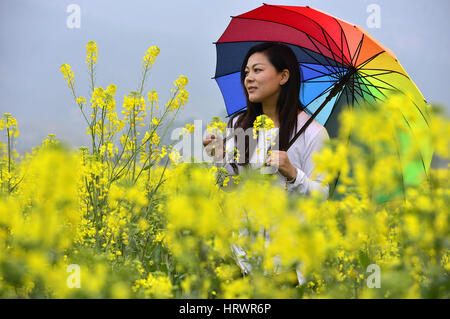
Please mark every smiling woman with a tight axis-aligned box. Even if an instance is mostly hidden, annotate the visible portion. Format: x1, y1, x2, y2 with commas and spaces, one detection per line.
205, 42, 330, 198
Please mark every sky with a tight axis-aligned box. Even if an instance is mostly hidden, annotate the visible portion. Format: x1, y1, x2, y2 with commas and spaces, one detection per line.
1, 0, 449, 157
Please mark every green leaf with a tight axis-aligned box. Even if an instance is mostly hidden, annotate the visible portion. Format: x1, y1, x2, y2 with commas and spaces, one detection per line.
142, 163, 155, 171
358, 250, 370, 269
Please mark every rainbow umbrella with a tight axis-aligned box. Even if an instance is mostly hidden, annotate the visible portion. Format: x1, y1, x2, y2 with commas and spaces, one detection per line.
213, 4, 433, 201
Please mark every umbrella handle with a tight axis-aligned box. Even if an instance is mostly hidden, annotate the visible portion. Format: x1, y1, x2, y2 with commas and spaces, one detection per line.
285, 67, 357, 151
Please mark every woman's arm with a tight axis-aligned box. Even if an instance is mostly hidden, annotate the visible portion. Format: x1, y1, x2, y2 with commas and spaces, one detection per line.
286, 126, 330, 199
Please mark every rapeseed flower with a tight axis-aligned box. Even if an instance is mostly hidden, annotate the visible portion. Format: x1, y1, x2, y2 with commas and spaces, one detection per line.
86, 40, 98, 68
3, 41, 449, 300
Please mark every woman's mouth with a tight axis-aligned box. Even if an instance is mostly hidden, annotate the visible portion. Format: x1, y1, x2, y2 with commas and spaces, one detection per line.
248, 87, 257, 93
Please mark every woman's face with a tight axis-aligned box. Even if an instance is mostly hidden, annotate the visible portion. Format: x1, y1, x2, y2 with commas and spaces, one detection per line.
244, 52, 288, 105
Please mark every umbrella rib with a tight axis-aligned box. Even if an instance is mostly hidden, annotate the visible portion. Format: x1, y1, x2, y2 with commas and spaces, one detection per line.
227, 15, 352, 74
353, 73, 379, 102
225, 107, 247, 119
301, 63, 342, 80
320, 28, 342, 70
356, 70, 397, 78
303, 83, 337, 109
355, 72, 391, 95
296, 45, 344, 76
303, 73, 341, 82
358, 70, 430, 127
335, 17, 353, 67
356, 83, 391, 101
358, 69, 411, 92
359, 69, 418, 96
354, 77, 395, 95
349, 76, 367, 105
305, 79, 341, 83
354, 77, 394, 106
351, 34, 364, 66
352, 69, 362, 107
354, 73, 389, 102
351, 74, 371, 108
357, 70, 405, 91
340, 22, 346, 67
266, 4, 352, 65
230, 16, 347, 69
321, 28, 346, 75
399, 114, 430, 180
305, 33, 342, 76
359, 69, 412, 80
212, 63, 339, 82
287, 68, 358, 150
406, 99, 430, 127
212, 41, 345, 79
357, 51, 385, 69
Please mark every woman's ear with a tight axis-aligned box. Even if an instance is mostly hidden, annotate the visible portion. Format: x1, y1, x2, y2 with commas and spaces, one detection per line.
280, 69, 290, 85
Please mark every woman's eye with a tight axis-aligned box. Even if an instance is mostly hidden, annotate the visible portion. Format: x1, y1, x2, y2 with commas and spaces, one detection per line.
245, 68, 262, 76
245, 69, 260, 76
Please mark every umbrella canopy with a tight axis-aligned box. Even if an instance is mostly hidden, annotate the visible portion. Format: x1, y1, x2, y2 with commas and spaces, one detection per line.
213, 4, 433, 200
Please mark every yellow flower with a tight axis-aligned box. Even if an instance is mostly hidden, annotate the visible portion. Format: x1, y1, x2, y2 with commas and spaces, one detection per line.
252, 114, 274, 139
148, 90, 159, 107
76, 96, 87, 105
86, 40, 98, 68
207, 117, 227, 135
151, 117, 160, 126
180, 123, 195, 137
173, 75, 188, 88
60, 64, 75, 88
169, 149, 182, 165
142, 46, 160, 70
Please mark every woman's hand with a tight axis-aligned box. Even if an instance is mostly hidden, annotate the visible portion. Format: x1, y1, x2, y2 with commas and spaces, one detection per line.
203, 133, 225, 161
266, 150, 297, 180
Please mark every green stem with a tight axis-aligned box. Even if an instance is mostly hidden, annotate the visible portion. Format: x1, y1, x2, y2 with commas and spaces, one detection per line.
141, 235, 150, 263
109, 125, 134, 181
133, 94, 181, 185
6, 128, 11, 193
132, 102, 137, 180
7, 128, 11, 174
110, 102, 171, 183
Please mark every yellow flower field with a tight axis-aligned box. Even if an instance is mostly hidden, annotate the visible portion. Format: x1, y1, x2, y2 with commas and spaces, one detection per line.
0, 42, 448, 298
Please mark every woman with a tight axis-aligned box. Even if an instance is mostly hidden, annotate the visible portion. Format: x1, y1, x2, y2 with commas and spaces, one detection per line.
204, 42, 330, 198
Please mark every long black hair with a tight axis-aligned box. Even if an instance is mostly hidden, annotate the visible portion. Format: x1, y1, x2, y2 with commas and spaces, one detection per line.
229, 42, 305, 166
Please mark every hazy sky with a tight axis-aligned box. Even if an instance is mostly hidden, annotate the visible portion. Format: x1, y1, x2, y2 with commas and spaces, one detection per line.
1, 0, 449, 152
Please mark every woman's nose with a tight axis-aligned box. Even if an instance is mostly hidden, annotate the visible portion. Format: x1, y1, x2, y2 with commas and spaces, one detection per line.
245, 74, 255, 83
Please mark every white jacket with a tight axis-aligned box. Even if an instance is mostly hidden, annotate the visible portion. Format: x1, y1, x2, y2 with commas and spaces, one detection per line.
215, 110, 330, 199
